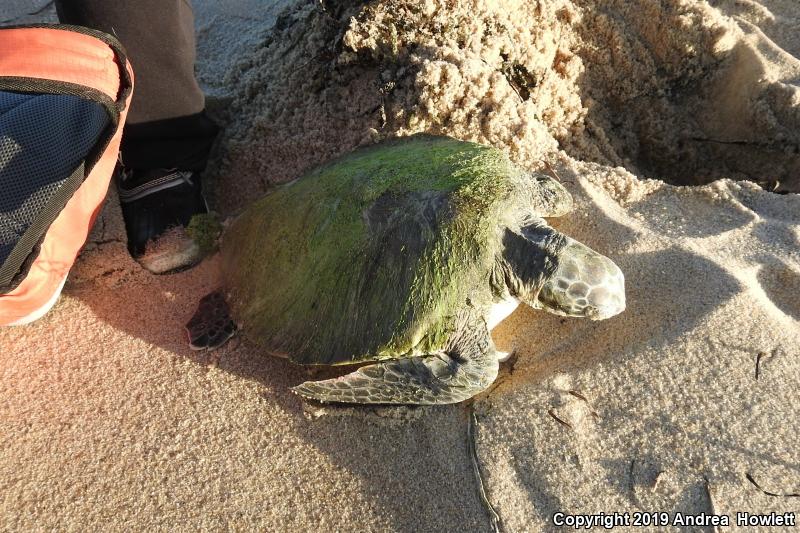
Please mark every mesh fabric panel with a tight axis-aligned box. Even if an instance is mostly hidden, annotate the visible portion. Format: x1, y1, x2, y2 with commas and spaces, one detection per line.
0, 90, 109, 269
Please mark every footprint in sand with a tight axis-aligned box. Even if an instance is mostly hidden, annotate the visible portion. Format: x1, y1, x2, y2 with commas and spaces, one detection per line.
757, 262, 800, 321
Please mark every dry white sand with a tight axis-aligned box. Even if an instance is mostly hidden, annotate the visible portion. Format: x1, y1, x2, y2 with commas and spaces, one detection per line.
1, 1, 799, 531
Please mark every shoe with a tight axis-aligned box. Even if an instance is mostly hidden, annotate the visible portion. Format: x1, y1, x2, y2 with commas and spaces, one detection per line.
117, 167, 208, 274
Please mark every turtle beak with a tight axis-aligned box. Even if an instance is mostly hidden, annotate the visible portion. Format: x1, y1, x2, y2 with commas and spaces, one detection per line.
535, 238, 625, 320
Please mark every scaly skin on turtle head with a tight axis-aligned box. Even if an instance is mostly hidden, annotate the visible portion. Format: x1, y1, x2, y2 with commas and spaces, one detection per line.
496, 217, 625, 320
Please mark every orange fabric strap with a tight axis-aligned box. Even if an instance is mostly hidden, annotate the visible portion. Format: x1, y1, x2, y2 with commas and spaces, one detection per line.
0, 27, 121, 100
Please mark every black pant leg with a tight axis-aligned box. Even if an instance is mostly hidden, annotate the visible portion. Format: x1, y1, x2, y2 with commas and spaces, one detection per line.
55, 0, 218, 171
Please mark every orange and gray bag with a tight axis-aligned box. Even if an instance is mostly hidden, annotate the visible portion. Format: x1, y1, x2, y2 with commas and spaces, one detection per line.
0, 25, 133, 326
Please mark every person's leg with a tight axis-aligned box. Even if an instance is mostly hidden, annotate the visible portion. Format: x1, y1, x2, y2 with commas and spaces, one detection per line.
55, 0, 218, 273
55, 0, 218, 169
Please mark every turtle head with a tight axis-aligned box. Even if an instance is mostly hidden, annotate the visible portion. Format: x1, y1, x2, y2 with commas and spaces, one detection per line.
499, 219, 625, 320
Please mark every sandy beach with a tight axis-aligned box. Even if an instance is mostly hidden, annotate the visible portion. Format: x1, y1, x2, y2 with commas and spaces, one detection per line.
1, 1, 798, 531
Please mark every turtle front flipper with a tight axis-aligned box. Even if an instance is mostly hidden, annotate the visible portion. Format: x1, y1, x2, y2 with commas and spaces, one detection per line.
185, 291, 237, 350
292, 320, 499, 405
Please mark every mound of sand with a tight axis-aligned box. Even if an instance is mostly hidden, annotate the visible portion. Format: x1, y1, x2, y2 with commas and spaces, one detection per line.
1, 0, 799, 531
217, 0, 800, 213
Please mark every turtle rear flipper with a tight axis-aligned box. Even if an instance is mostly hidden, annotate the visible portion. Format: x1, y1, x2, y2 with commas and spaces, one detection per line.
186, 291, 237, 350
292, 321, 499, 405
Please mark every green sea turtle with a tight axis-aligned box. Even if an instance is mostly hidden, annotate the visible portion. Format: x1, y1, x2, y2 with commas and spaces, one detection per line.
186, 134, 625, 405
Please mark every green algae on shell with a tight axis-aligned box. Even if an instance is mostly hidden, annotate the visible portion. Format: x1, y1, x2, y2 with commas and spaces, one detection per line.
220, 134, 544, 365
186, 212, 224, 257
